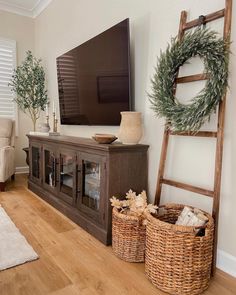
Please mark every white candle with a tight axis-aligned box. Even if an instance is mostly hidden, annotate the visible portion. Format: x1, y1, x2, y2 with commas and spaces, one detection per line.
46, 103, 49, 116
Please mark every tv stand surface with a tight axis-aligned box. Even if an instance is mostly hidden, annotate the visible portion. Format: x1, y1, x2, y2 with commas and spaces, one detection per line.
27, 134, 149, 245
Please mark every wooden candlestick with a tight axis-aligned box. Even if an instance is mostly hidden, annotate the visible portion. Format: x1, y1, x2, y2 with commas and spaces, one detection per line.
55, 118, 58, 133
53, 112, 56, 132
49, 112, 60, 136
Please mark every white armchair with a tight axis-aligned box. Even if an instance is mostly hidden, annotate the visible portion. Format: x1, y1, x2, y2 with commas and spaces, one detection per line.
0, 118, 15, 191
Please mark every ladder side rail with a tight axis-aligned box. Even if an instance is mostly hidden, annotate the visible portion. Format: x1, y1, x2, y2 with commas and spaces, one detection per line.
154, 11, 187, 205
212, 0, 232, 274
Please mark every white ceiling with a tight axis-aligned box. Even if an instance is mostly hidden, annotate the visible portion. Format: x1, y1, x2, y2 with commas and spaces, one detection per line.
0, 0, 52, 18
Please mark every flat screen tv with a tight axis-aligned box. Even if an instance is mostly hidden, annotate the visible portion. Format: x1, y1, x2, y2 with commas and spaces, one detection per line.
56, 19, 131, 125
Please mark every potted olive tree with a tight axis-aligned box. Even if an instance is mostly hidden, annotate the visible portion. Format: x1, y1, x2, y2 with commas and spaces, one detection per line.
9, 51, 48, 132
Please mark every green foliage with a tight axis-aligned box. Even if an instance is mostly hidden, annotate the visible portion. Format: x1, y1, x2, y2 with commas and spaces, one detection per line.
9, 51, 48, 130
149, 29, 230, 132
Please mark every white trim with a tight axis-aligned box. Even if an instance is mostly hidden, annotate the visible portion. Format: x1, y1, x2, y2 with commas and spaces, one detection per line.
32, 0, 52, 18
0, 0, 52, 18
217, 249, 236, 277
15, 166, 29, 174
31, 0, 41, 11
0, 2, 31, 17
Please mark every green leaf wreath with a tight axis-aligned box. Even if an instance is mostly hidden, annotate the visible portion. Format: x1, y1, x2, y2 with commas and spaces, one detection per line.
149, 29, 230, 132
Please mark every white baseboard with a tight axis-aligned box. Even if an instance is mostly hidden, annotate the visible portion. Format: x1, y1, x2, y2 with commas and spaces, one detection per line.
217, 249, 236, 277
15, 166, 29, 174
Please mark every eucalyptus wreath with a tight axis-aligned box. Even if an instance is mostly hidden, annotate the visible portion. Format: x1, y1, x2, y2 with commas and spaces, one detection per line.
149, 29, 230, 132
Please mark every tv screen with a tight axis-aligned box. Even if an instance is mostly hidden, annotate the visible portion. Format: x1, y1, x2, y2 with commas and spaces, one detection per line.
56, 19, 131, 125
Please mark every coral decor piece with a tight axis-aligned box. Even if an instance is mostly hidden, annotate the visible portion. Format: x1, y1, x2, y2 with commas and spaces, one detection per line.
110, 190, 158, 225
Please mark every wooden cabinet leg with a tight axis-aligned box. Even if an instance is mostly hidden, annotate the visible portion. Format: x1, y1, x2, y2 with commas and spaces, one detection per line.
11, 174, 15, 181
0, 182, 6, 192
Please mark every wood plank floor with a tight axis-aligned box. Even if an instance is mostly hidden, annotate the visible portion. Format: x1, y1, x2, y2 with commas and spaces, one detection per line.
0, 175, 235, 295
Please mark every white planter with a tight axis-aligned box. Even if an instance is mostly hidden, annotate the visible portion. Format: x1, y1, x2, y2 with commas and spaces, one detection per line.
118, 112, 143, 144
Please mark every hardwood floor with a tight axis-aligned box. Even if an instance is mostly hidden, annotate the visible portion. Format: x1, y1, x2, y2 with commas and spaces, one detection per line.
0, 175, 235, 295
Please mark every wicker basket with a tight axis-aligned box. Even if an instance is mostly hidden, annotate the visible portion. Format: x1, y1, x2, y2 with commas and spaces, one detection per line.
145, 203, 214, 295
112, 207, 146, 262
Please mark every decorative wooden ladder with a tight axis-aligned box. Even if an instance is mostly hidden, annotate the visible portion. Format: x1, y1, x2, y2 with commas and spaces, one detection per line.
154, 0, 232, 274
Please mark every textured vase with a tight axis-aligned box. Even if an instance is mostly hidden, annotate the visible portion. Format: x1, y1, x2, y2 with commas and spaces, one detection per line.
40, 123, 50, 133
118, 112, 142, 144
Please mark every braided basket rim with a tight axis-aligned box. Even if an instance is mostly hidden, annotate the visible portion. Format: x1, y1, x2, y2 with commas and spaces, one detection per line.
112, 207, 144, 222
146, 203, 214, 233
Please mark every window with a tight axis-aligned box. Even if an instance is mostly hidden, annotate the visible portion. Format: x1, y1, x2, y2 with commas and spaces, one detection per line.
0, 38, 16, 120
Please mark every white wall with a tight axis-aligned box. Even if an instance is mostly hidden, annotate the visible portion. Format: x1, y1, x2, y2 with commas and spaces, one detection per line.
0, 10, 35, 169
35, 0, 236, 273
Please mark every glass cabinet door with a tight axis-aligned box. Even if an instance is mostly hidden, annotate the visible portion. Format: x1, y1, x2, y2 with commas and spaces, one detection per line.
32, 146, 40, 178
59, 150, 76, 205
82, 161, 101, 211
30, 143, 41, 184
43, 147, 57, 191
77, 153, 106, 225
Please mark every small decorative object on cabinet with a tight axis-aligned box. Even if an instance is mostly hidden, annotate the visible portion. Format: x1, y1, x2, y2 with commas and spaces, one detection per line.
27, 134, 149, 245
49, 106, 60, 136
118, 111, 143, 144
145, 203, 214, 295
110, 190, 157, 262
40, 123, 50, 133
92, 134, 117, 144
40, 103, 50, 133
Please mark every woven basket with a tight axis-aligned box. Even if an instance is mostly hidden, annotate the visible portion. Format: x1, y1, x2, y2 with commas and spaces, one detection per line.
112, 207, 146, 262
145, 203, 214, 295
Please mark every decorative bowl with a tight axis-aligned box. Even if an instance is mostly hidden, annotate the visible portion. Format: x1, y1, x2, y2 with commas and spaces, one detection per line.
92, 134, 117, 144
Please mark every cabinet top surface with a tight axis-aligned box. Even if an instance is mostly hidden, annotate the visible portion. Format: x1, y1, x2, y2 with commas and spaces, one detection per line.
27, 134, 149, 152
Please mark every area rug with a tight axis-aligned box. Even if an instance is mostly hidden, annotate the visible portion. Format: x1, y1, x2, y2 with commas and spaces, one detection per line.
0, 206, 38, 271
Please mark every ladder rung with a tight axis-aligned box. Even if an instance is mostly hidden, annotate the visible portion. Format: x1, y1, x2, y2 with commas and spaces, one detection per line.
161, 178, 214, 197
176, 73, 208, 84
169, 131, 218, 138
184, 9, 225, 31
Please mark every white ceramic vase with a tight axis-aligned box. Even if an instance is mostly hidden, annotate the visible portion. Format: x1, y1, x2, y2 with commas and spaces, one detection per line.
118, 111, 143, 145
